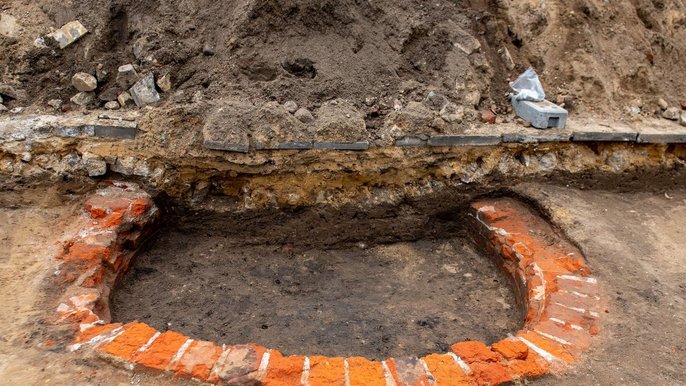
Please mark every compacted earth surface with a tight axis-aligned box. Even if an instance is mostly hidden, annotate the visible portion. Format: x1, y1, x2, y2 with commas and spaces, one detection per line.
111, 222, 520, 360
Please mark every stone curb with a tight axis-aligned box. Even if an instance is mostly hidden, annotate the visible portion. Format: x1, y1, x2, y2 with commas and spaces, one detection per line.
51, 187, 601, 385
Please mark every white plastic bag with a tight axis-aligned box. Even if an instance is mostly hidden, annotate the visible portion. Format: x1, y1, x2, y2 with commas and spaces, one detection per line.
511, 67, 545, 102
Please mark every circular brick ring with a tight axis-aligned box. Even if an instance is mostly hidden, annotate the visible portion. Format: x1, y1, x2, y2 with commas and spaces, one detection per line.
52, 182, 601, 385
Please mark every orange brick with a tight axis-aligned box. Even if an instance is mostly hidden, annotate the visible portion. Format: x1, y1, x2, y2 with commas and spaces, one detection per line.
491, 339, 528, 360
262, 351, 305, 386
347, 357, 386, 386
469, 361, 512, 385
63, 242, 111, 265
422, 354, 472, 385
133, 330, 189, 371
173, 340, 222, 381
130, 197, 152, 217
75, 323, 122, 344
517, 331, 575, 364
450, 341, 499, 363
506, 352, 548, 378
97, 322, 158, 361
308, 356, 345, 386
534, 320, 593, 352
386, 357, 431, 386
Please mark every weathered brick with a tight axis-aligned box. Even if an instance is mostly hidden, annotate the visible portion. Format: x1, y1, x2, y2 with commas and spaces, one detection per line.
450, 341, 499, 363
97, 322, 158, 361
506, 352, 548, 378
262, 351, 305, 386
133, 330, 189, 371
469, 361, 512, 385
308, 356, 346, 386
386, 357, 431, 386
517, 331, 575, 364
421, 354, 472, 385
491, 338, 528, 360
209, 344, 266, 385
173, 340, 222, 381
75, 323, 122, 344
347, 357, 386, 386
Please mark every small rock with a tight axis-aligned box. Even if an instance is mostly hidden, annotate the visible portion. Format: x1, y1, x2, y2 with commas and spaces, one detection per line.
0, 84, 28, 101
9, 107, 23, 114
283, 100, 298, 114
0, 104, 7, 113
440, 102, 465, 123
202, 44, 215, 56
658, 98, 669, 110
294, 107, 314, 123
129, 73, 160, 107
499, 47, 515, 70
0, 95, 2, 104
423, 91, 448, 111
662, 107, 680, 121
156, 73, 172, 93
46, 21, 88, 49
0, 13, 19, 38
70, 92, 95, 107
83, 154, 107, 177
481, 110, 497, 124
116, 64, 139, 89
681, 111, 686, 127
104, 101, 120, 110
47, 99, 63, 110
117, 91, 136, 108
96, 64, 109, 83
72, 72, 98, 92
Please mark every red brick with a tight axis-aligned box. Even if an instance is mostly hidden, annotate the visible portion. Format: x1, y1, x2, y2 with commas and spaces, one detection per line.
97, 322, 158, 361
347, 357, 386, 386
173, 340, 222, 381
308, 356, 345, 386
133, 330, 189, 371
491, 339, 528, 360
262, 351, 305, 386
209, 344, 266, 385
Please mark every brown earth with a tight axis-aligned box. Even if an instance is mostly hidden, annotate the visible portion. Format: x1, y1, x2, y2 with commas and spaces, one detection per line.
1, 0, 686, 129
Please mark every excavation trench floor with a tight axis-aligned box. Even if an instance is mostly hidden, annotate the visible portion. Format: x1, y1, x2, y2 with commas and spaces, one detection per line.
111, 217, 520, 360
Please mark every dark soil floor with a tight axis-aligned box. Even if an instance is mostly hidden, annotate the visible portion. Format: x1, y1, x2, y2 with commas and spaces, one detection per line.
111, 209, 521, 360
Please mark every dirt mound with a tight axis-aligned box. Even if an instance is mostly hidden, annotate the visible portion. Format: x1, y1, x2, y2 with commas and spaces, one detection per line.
1, 0, 685, 127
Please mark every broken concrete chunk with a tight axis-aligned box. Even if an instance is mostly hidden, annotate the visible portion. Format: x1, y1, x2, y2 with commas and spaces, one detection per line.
72, 72, 97, 92
70, 92, 95, 107
116, 64, 139, 89
129, 73, 160, 107
46, 21, 88, 49
283, 100, 298, 114
117, 91, 135, 108
0, 13, 18, 38
156, 73, 172, 92
294, 107, 314, 123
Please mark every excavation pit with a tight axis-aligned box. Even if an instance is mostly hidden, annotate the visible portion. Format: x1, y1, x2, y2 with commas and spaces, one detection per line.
110, 205, 522, 360
54, 182, 601, 385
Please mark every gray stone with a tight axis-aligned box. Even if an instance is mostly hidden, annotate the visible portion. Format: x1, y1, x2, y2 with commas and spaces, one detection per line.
423, 91, 448, 111
256, 141, 312, 150
499, 47, 515, 70
70, 92, 95, 106
395, 136, 426, 147
72, 72, 97, 92
92, 124, 137, 139
202, 44, 215, 56
116, 64, 139, 89
0, 104, 7, 113
9, 107, 23, 114
46, 21, 88, 49
502, 131, 571, 143
439, 102, 465, 123
47, 99, 62, 110
96, 65, 109, 83
104, 101, 120, 110
129, 73, 160, 107
428, 134, 501, 147
662, 107, 680, 121
283, 101, 298, 114
204, 141, 249, 152
572, 123, 638, 142
98, 87, 120, 102
56, 126, 82, 137
637, 124, 686, 143
117, 92, 135, 108
294, 108, 314, 123
111, 156, 136, 175
511, 97, 568, 129
0, 95, 2, 104
313, 142, 369, 150
157, 73, 172, 93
